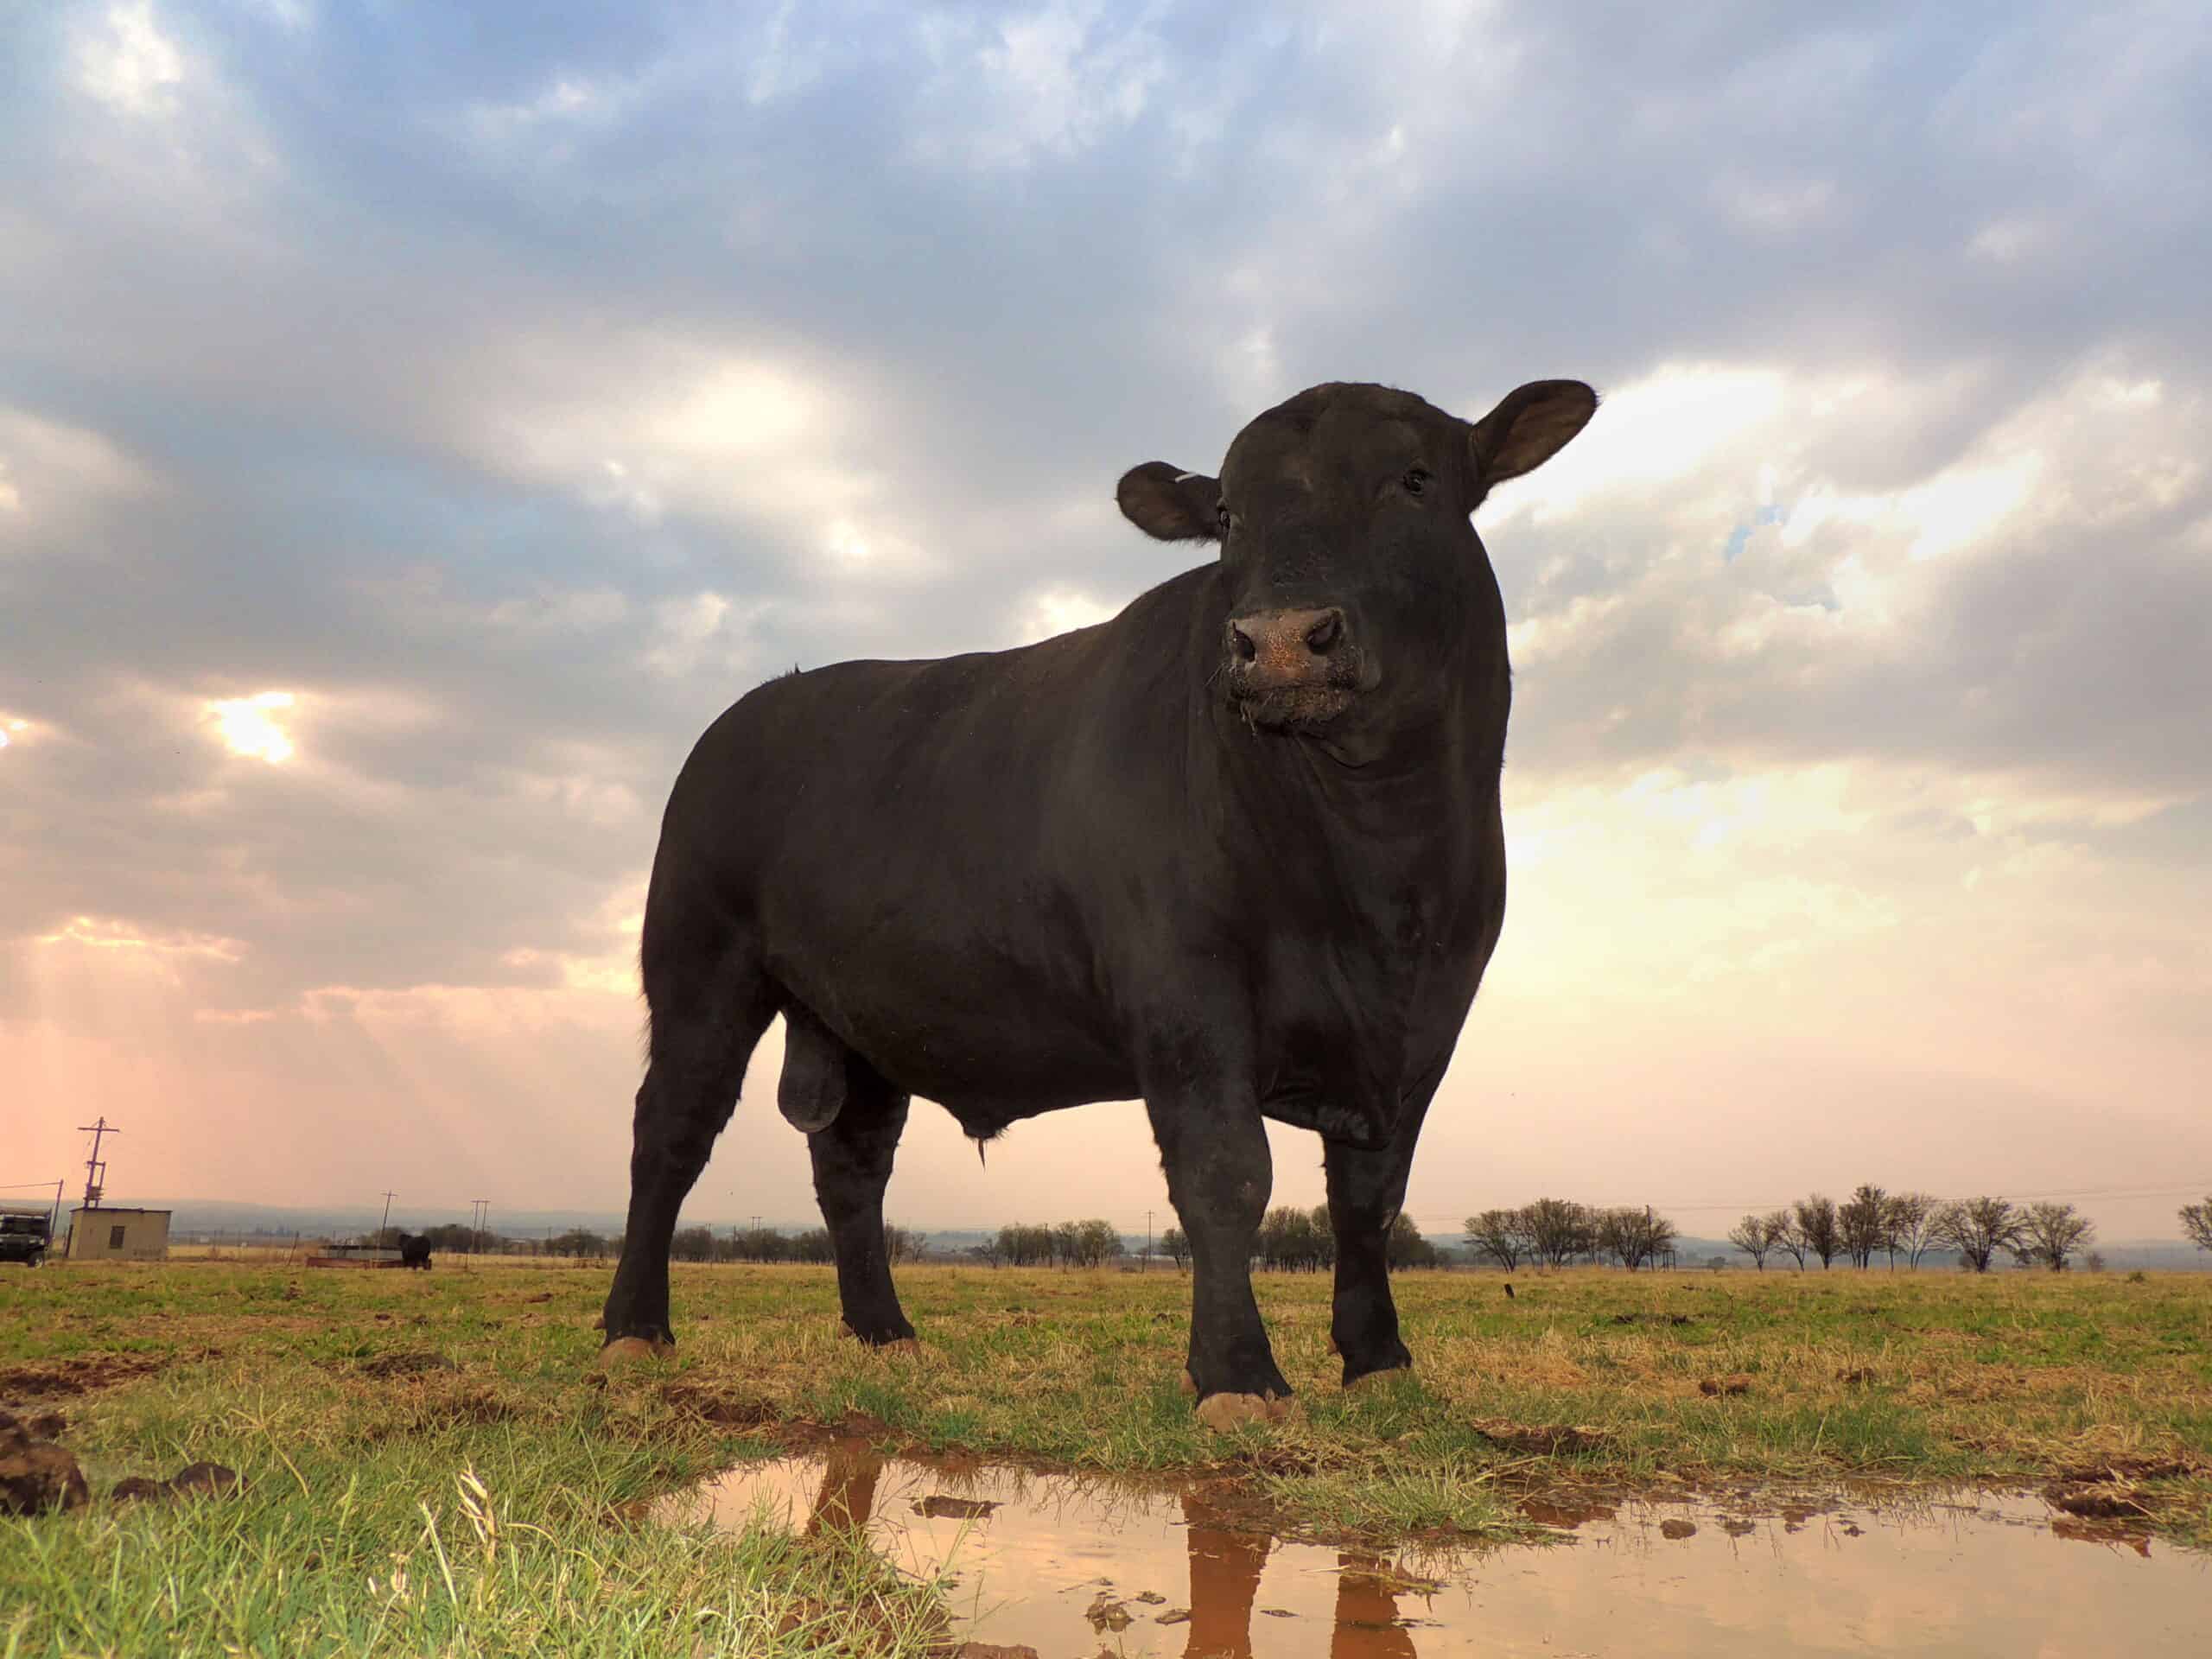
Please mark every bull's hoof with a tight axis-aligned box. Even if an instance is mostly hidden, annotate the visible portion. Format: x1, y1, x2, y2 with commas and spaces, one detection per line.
1343, 1363, 1413, 1393
1179, 1368, 1198, 1398
594, 1337, 672, 1369
839, 1321, 921, 1352
1194, 1391, 1294, 1432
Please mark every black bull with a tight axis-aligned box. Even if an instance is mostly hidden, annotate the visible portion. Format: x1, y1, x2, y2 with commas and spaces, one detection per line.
601, 379, 1598, 1424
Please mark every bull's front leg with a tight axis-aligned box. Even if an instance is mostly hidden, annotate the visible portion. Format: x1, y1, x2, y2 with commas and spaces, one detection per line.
1322, 1081, 1438, 1388
1145, 1071, 1293, 1427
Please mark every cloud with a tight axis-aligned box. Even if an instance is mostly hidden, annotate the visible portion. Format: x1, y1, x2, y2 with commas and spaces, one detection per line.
3, 1, 2208, 1234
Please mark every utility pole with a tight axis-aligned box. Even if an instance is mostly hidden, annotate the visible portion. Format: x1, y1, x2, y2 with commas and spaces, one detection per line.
471, 1199, 489, 1256
1144, 1210, 1154, 1271
77, 1117, 119, 1208
378, 1190, 397, 1242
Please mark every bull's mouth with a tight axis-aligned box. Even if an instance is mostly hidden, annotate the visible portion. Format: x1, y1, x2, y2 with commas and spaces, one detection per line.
1229, 681, 1358, 734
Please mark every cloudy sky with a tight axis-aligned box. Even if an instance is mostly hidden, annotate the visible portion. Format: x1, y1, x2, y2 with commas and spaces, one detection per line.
4, 1, 2209, 1245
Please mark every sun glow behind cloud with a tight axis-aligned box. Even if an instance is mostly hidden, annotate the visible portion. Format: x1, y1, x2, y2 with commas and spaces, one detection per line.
205, 690, 296, 763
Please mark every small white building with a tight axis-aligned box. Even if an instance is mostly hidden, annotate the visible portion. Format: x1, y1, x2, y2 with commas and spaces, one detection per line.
66, 1205, 172, 1262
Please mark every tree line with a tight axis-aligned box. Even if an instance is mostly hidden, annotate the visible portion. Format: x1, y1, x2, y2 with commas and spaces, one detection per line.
1461, 1199, 1681, 1271
1723, 1186, 2100, 1272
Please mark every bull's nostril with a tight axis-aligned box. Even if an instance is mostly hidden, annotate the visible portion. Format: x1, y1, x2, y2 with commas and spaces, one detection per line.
1305, 612, 1342, 654
1230, 625, 1257, 662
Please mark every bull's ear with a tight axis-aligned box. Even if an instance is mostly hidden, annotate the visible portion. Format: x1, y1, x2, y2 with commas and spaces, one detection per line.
1466, 380, 1599, 487
1116, 462, 1222, 543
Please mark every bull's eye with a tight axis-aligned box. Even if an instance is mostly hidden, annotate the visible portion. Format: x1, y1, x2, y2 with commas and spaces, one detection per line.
1402, 467, 1431, 496
1217, 504, 1234, 534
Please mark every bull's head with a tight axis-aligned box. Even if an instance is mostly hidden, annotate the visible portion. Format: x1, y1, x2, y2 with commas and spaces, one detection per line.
1116, 380, 1595, 734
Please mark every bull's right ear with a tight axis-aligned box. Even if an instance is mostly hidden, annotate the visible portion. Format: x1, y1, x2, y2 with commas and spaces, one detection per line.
1116, 462, 1222, 543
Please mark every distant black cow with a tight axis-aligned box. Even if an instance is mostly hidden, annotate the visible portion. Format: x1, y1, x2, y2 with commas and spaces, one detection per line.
397, 1236, 433, 1271
600, 378, 1597, 1426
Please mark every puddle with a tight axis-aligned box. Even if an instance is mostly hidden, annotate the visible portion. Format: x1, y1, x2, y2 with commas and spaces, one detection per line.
659, 1441, 2208, 1656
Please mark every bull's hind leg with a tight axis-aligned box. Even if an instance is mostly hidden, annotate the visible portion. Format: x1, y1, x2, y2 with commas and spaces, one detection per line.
803, 1021, 918, 1347
601, 935, 775, 1355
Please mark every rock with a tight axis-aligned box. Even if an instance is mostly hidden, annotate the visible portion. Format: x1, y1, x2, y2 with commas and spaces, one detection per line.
110, 1476, 170, 1503
0, 1440, 90, 1516
1085, 1592, 1134, 1632
168, 1463, 245, 1498
1659, 1517, 1697, 1540
1155, 1609, 1192, 1625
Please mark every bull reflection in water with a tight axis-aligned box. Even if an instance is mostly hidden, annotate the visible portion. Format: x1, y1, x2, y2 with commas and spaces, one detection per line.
798, 1442, 1424, 1657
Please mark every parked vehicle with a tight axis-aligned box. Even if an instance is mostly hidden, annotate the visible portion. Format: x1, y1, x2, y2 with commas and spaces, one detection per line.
0, 1203, 53, 1267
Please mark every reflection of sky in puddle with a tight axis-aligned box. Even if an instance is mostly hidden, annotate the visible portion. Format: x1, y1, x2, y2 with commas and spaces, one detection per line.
658, 1440, 2209, 1657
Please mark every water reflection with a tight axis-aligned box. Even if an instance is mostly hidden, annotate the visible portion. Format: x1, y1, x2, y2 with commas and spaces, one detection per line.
659, 1441, 2208, 1657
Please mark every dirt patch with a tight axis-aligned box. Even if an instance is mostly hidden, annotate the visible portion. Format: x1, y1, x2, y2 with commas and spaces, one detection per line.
0, 1354, 172, 1399
355, 1351, 460, 1378
663, 1384, 779, 1429
1698, 1376, 1754, 1397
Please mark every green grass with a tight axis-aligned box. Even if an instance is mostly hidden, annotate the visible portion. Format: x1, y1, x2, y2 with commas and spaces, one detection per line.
3, 1259, 2208, 1654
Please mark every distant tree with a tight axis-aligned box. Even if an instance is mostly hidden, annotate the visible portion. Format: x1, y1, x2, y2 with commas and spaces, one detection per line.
1765, 1209, 1808, 1271
1932, 1197, 2024, 1273
790, 1228, 835, 1264
1257, 1207, 1331, 1271
995, 1224, 1055, 1267
1307, 1205, 1338, 1271
1726, 1213, 1777, 1270
1465, 1209, 1529, 1271
967, 1239, 1003, 1268
1522, 1198, 1593, 1270
1596, 1206, 1676, 1272
670, 1225, 717, 1263
1071, 1219, 1124, 1268
1051, 1221, 1083, 1268
2012, 1202, 2094, 1272
1839, 1185, 1893, 1269
1385, 1214, 1440, 1270
1160, 1226, 1190, 1271
1885, 1192, 1942, 1268
885, 1224, 926, 1265
2082, 1250, 2107, 1274
2179, 1196, 2212, 1255
1793, 1196, 1842, 1270
550, 1228, 610, 1262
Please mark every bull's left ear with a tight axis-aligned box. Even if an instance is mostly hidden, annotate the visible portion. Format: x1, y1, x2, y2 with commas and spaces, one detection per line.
1466, 380, 1599, 488
1116, 462, 1222, 543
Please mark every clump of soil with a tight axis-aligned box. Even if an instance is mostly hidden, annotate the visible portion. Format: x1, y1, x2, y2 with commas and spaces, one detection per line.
662, 1383, 779, 1429
107, 1463, 247, 1504
1698, 1376, 1753, 1397
2045, 1484, 2150, 1520
1659, 1517, 1698, 1540
0, 1409, 89, 1516
915, 1495, 1000, 1519
1474, 1420, 1608, 1456
357, 1351, 459, 1378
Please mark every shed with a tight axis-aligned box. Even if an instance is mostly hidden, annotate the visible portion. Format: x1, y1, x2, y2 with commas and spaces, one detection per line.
65, 1205, 172, 1262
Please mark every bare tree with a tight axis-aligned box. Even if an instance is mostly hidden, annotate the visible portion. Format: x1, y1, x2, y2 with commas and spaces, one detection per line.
1596, 1206, 1677, 1271
1885, 1192, 1942, 1268
1793, 1195, 1842, 1270
2012, 1202, 2094, 1272
1522, 1198, 1593, 1270
1933, 1197, 2024, 1273
1766, 1209, 1808, 1270
884, 1224, 927, 1265
1465, 1209, 1529, 1271
1839, 1185, 1892, 1269
2180, 1196, 2212, 1255
1727, 1213, 1777, 1269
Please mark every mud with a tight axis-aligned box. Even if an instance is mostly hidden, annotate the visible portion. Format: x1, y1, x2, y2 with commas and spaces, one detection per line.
661, 1443, 2209, 1657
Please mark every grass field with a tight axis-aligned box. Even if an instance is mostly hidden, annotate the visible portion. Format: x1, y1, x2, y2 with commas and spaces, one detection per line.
3, 1260, 2209, 1656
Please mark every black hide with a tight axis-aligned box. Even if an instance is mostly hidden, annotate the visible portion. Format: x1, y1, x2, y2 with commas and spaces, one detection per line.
601, 379, 1596, 1407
